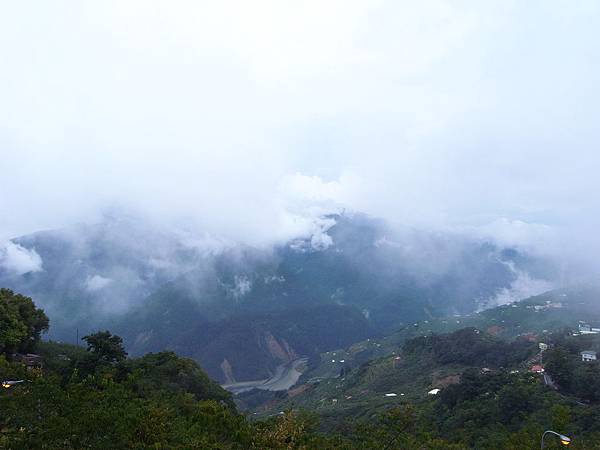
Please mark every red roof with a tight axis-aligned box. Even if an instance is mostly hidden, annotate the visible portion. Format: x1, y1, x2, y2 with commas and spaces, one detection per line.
530, 364, 544, 373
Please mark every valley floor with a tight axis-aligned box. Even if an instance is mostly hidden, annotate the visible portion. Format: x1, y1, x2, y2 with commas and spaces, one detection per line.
223, 357, 309, 394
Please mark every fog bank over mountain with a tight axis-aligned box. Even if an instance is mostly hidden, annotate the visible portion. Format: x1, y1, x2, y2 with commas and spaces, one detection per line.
1, 1, 600, 274
0, 212, 560, 381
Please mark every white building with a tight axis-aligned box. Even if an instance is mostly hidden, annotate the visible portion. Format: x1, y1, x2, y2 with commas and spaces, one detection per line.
581, 350, 597, 362
578, 323, 600, 334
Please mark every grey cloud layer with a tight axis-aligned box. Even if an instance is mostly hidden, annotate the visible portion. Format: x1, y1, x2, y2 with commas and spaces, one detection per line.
0, 1, 599, 261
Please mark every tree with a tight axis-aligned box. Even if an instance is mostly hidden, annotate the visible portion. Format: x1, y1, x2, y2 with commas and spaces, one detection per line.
545, 347, 574, 390
124, 351, 234, 406
551, 404, 571, 432
498, 382, 534, 424
82, 330, 127, 364
574, 362, 600, 402
0, 288, 49, 354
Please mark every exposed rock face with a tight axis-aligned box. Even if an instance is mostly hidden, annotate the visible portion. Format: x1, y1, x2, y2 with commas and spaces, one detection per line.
220, 358, 235, 384
218, 331, 300, 383
434, 374, 461, 388
288, 383, 310, 398
262, 331, 298, 363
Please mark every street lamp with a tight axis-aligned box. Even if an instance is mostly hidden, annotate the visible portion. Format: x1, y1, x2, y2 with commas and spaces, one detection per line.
2, 380, 25, 389
541, 430, 571, 448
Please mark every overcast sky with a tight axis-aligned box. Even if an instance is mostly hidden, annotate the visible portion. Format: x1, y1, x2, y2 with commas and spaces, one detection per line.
1, 1, 599, 256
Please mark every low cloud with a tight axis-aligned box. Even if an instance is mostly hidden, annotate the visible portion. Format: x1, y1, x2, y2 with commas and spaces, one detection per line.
472, 219, 558, 254
84, 274, 113, 292
480, 262, 555, 309
0, 1, 599, 276
0, 241, 43, 275
230, 275, 252, 300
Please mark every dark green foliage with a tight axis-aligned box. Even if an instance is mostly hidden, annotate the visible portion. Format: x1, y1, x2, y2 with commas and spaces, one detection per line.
543, 333, 600, 403
1, 331, 246, 448
0, 291, 248, 449
435, 369, 564, 447
72, 330, 128, 377
0, 288, 48, 355
0, 374, 252, 449
123, 351, 233, 406
573, 362, 600, 402
545, 347, 575, 389
83, 330, 127, 363
8, 289, 600, 448
256, 322, 600, 448
403, 327, 536, 367
33, 340, 88, 380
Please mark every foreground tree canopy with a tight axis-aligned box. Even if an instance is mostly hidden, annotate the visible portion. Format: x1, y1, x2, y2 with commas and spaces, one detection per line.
0, 288, 48, 355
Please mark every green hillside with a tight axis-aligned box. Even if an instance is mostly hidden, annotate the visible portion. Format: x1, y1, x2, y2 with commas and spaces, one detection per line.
297, 284, 600, 381
6, 287, 600, 449
234, 287, 600, 448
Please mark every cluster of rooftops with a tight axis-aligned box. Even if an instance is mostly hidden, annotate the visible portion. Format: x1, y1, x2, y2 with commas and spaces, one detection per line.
578, 322, 600, 335
577, 322, 599, 361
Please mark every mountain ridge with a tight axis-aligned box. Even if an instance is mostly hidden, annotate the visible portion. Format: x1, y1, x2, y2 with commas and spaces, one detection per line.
0, 213, 557, 382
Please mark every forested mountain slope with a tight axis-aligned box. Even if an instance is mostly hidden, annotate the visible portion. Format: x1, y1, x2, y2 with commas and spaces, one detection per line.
0, 213, 556, 382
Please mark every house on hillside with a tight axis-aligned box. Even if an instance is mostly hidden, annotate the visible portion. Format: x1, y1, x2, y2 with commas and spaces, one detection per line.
11, 353, 43, 370
578, 322, 600, 334
581, 350, 597, 362
530, 364, 545, 373
520, 332, 538, 343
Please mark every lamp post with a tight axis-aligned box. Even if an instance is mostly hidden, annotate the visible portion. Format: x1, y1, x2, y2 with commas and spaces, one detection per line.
541, 430, 571, 448
2, 380, 25, 389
